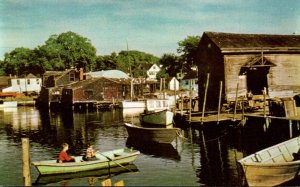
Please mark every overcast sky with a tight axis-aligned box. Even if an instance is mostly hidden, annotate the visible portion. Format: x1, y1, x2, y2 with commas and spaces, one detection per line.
1, 0, 299, 59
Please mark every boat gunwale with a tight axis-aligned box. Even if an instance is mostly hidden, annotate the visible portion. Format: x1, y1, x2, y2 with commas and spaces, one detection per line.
124, 123, 180, 131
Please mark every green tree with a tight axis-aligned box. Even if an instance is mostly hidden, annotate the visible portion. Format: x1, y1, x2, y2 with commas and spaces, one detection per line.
159, 53, 181, 77
177, 35, 201, 72
3, 47, 34, 76
116, 50, 159, 77
94, 52, 117, 71
38, 31, 97, 71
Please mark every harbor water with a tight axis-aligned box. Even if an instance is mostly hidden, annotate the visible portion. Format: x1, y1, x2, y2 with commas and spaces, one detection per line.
0, 106, 299, 186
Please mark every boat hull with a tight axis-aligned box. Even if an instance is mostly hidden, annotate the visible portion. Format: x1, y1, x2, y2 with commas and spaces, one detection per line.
140, 110, 174, 126
124, 123, 179, 144
238, 136, 300, 186
34, 164, 138, 185
32, 148, 140, 175
0, 101, 18, 108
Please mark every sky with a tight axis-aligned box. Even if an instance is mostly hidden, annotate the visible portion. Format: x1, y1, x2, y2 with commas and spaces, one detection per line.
0, 0, 300, 60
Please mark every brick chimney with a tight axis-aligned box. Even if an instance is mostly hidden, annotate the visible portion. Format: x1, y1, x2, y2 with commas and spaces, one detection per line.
79, 68, 84, 81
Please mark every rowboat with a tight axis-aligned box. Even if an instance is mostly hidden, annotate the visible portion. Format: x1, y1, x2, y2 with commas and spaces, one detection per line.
139, 109, 174, 127
32, 148, 140, 175
238, 136, 300, 186
124, 123, 179, 144
33, 164, 138, 185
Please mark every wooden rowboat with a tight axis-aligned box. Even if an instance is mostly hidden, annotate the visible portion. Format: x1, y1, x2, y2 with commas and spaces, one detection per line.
238, 136, 300, 186
124, 123, 179, 144
139, 109, 174, 127
32, 148, 140, 175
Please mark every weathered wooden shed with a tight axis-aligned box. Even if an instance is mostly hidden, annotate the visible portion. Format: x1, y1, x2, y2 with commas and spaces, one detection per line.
60, 77, 156, 106
196, 31, 300, 109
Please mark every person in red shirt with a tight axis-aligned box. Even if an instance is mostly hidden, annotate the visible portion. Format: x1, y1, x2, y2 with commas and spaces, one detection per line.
57, 143, 75, 163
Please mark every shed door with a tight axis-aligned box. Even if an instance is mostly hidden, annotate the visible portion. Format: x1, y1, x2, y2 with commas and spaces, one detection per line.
246, 68, 269, 95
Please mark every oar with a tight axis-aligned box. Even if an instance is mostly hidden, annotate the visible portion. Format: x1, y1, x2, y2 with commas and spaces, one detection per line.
98, 152, 135, 172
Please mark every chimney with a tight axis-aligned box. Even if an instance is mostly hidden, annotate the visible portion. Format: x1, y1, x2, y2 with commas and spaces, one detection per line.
79, 68, 84, 81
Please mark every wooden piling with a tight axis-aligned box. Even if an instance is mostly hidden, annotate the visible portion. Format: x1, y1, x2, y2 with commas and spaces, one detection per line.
22, 138, 31, 186
217, 81, 223, 123
189, 80, 192, 122
233, 82, 239, 121
289, 120, 293, 138
174, 78, 177, 113
201, 73, 210, 124
180, 93, 183, 115
263, 87, 266, 117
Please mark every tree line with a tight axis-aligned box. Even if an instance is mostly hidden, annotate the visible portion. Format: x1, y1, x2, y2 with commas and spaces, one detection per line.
0, 31, 200, 79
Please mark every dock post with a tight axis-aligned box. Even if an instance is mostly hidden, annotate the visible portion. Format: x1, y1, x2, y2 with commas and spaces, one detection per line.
289, 120, 293, 138
217, 81, 223, 124
189, 80, 192, 122
263, 87, 267, 117
180, 93, 183, 115
201, 73, 210, 124
174, 79, 177, 113
22, 138, 31, 186
233, 82, 239, 121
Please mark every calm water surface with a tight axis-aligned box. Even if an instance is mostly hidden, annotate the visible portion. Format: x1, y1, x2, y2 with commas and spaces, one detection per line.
0, 106, 299, 186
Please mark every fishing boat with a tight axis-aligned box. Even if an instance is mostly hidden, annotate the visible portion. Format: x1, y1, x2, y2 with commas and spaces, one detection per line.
119, 100, 145, 109
238, 136, 300, 186
139, 99, 174, 127
0, 100, 18, 108
33, 164, 138, 185
32, 148, 140, 175
139, 109, 174, 127
124, 123, 179, 144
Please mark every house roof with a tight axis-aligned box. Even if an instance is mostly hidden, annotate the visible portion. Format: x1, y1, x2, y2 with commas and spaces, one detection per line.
85, 70, 129, 79
204, 32, 300, 53
183, 71, 197, 80
63, 77, 132, 90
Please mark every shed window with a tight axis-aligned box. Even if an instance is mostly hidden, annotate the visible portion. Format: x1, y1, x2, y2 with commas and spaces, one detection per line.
70, 73, 75, 81
17, 80, 20, 85
27, 79, 30, 85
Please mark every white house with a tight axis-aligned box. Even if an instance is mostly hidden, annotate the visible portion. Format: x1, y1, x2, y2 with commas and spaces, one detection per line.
146, 64, 160, 80
168, 77, 180, 91
180, 70, 198, 92
1, 74, 42, 94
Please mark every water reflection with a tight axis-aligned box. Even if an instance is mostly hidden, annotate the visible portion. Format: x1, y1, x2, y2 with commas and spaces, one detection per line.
33, 164, 139, 185
126, 138, 181, 161
1, 106, 300, 186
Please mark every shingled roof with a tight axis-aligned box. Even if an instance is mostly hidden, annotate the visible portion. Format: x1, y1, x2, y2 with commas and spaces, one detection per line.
204, 32, 300, 53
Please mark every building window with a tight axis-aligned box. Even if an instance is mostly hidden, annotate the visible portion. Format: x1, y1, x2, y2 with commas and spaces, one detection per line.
27, 79, 30, 85
84, 89, 93, 98
17, 80, 20, 85
70, 73, 75, 81
36, 79, 40, 84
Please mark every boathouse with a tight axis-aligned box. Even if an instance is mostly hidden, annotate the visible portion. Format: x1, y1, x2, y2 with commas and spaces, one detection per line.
36, 68, 83, 107
60, 77, 156, 108
196, 32, 300, 109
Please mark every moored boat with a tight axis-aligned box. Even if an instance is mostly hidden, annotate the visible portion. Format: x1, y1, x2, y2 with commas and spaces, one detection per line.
32, 148, 140, 175
119, 100, 145, 109
124, 123, 180, 144
0, 100, 18, 108
139, 109, 174, 127
238, 136, 300, 186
